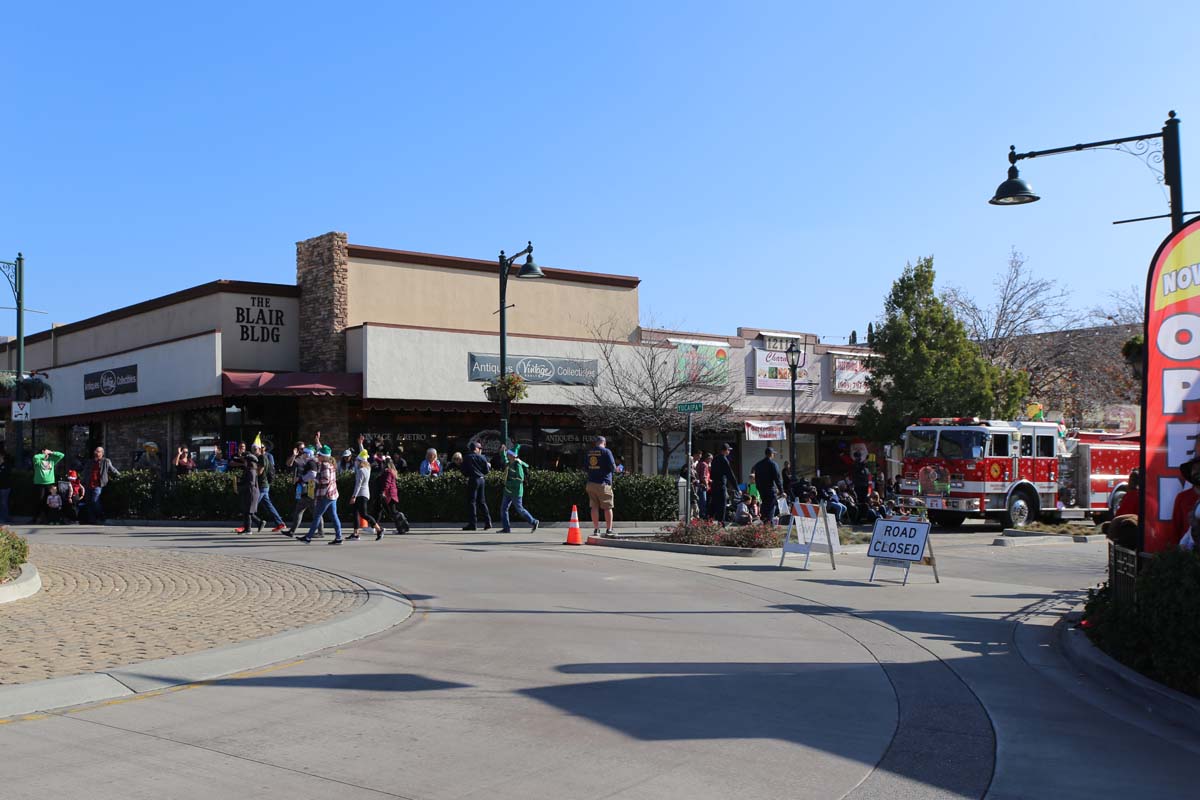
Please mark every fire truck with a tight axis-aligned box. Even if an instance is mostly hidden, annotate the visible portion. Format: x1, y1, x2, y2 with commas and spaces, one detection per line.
900, 417, 1140, 528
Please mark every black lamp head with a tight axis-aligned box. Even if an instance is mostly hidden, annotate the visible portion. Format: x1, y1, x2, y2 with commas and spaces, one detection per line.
990, 146, 1039, 205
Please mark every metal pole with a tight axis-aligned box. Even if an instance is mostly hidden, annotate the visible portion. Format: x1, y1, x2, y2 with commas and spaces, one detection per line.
498, 252, 510, 448
1163, 111, 1184, 233
15, 253, 24, 467
685, 412, 693, 522
789, 371, 797, 493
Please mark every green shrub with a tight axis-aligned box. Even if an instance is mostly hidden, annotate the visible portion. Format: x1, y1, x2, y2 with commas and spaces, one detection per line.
3, 465, 679, 524
0, 527, 29, 580
1085, 549, 1200, 698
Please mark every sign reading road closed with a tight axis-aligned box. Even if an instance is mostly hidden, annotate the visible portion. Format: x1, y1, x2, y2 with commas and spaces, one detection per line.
868, 516, 939, 585
868, 518, 930, 561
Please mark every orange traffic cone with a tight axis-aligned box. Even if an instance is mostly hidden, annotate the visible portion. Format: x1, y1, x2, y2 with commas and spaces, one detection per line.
358, 515, 368, 531
564, 505, 584, 545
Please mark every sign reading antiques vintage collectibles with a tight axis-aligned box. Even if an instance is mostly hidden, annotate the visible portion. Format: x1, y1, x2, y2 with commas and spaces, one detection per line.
84, 364, 138, 399
1142, 215, 1200, 552
467, 353, 598, 385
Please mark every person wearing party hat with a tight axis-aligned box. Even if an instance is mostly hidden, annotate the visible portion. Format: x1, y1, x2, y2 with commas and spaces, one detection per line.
499, 445, 539, 534
350, 449, 383, 540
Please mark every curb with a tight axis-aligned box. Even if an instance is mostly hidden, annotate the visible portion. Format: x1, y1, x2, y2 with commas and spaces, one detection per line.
0, 563, 41, 605
67, 519, 674, 530
1060, 616, 1200, 732
0, 573, 413, 720
992, 535, 1067, 547
586, 535, 781, 557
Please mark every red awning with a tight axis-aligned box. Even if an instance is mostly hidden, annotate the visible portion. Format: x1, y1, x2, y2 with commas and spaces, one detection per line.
222, 371, 362, 397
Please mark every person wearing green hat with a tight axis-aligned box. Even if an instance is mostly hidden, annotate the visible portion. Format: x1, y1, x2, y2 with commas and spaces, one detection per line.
499, 448, 539, 534
299, 444, 344, 544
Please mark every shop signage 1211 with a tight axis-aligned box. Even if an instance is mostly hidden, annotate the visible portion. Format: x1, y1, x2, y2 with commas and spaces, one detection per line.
84, 364, 138, 399
467, 353, 598, 385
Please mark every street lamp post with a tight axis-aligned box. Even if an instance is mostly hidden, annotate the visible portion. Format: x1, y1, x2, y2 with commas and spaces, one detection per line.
990, 110, 1185, 233
496, 242, 544, 448
0, 253, 24, 465
785, 340, 801, 492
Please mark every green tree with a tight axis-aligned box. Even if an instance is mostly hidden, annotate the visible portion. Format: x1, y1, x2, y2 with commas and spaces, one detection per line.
858, 257, 1028, 443
848, 329, 858, 345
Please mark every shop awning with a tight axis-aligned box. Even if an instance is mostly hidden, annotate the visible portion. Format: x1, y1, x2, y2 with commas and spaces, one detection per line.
222, 371, 362, 397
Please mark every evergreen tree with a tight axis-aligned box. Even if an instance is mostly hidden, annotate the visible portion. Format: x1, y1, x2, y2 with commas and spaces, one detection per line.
857, 257, 1028, 443
849, 330, 858, 345
867, 322, 875, 346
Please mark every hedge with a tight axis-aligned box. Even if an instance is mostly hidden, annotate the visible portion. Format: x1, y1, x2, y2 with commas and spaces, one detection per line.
1, 528, 29, 581
7, 468, 677, 524
1084, 548, 1200, 698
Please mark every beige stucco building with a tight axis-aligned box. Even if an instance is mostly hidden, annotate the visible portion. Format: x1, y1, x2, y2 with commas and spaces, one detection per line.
2, 231, 869, 479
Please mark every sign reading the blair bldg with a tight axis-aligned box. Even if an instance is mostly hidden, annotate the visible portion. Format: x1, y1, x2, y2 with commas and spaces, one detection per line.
467, 353, 598, 385
235, 295, 286, 343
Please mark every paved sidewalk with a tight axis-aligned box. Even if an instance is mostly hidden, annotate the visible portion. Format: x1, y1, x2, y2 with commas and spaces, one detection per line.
0, 543, 368, 685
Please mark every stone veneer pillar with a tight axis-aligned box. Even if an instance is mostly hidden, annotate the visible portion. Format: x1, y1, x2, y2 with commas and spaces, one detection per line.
295, 231, 349, 373
295, 232, 352, 448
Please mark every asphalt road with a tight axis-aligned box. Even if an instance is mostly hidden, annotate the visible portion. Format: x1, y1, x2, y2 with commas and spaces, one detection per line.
1, 524, 1196, 799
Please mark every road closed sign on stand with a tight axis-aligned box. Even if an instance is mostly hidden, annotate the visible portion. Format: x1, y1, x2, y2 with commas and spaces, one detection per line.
11, 401, 30, 421
868, 516, 939, 585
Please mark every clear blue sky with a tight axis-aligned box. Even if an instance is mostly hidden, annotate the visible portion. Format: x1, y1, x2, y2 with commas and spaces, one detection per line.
2, 2, 1196, 344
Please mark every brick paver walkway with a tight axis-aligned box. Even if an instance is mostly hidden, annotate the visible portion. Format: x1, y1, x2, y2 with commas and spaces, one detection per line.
0, 544, 368, 685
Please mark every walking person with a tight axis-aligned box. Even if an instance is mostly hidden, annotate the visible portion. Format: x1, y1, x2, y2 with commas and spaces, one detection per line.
285, 443, 321, 537
253, 441, 287, 532
377, 456, 410, 538
708, 443, 736, 525
30, 448, 65, 525
81, 446, 118, 524
0, 451, 11, 524
234, 451, 263, 534
584, 435, 617, 536
696, 452, 712, 520
299, 445, 344, 545
752, 447, 785, 526
461, 440, 492, 531
499, 448, 539, 533
350, 452, 382, 540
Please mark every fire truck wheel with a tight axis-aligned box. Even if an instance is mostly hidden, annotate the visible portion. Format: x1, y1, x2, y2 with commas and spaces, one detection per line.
929, 511, 967, 529
1002, 488, 1038, 528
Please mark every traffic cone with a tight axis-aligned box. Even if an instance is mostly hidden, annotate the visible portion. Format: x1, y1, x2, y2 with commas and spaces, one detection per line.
565, 505, 584, 545
358, 515, 368, 531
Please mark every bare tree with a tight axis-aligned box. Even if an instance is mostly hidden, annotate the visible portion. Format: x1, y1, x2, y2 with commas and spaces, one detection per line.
945, 249, 1138, 424
574, 319, 739, 475
1090, 284, 1144, 326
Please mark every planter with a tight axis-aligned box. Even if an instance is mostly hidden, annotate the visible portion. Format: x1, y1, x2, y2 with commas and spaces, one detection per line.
0, 562, 41, 605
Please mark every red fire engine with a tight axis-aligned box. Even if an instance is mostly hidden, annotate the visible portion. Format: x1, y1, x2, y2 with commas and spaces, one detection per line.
900, 417, 1140, 528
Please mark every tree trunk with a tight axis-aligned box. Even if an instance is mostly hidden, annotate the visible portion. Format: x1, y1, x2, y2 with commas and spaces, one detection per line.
659, 430, 671, 476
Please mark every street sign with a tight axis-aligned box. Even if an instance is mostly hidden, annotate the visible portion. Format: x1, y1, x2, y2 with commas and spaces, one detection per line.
11, 401, 29, 422
868, 516, 939, 585
677, 402, 703, 414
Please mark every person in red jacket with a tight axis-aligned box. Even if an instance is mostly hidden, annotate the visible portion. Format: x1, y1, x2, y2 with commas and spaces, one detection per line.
1169, 458, 1200, 550
1115, 469, 1140, 517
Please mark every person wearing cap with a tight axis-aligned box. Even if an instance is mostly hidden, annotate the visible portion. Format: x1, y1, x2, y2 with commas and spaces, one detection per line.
499, 448, 539, 533
234, 451, 263, 534
350, 451, 382, 540
461, 440, 492, 531
285, 441, 322, 538
299, 445, 344, 544
584, 435, 617, 536
752, 447, 784, 526
707, 443, 737, 524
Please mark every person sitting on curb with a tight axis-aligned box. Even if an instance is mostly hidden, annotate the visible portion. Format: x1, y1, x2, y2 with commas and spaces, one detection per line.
499, 447, 539, 534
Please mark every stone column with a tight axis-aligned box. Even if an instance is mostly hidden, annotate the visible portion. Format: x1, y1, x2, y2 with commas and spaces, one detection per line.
295, 232, 349, 373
